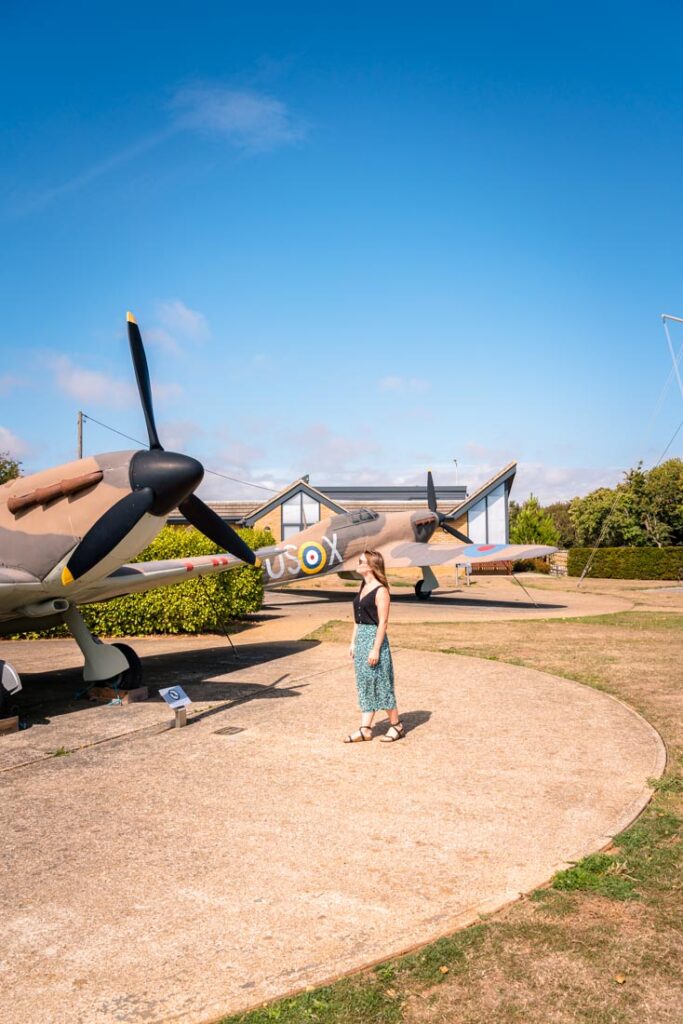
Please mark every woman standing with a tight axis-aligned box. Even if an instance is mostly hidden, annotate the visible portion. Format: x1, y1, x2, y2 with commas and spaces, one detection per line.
344, 549, 404, 743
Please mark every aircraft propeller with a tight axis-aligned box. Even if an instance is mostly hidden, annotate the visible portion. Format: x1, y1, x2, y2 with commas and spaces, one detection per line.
61, 313, 256, 585
426, 470, 472, 543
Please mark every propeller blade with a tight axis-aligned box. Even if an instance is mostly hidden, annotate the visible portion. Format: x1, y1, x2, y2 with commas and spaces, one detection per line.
179, 493, 256, 565
441, 521, 473, 544
62, 488, 155, 585
127, 312, 162, 451
427, 470, 437, 512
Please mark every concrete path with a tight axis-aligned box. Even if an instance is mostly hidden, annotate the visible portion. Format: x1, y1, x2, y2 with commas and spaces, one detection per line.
243, 574, 637, 645
0, 640, 664, 1024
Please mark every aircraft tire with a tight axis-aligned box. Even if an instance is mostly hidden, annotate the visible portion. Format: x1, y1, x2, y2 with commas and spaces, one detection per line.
414, 580, 432, 600
0, 660, 22, 718
109, 643, 143, 690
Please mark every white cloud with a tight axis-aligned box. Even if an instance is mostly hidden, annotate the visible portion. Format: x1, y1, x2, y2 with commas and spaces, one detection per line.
464, 440, 516, 464
197, 468, 280, 503
152, 381, 183, 403
10, 85, 304, 217
49, 356, 136, 408
49, 355, 180, 410
0, 426, 31, 458
145, 327, 180, 355
288, 424, 381, 473
217, 439, 266, 467
157, 419, 204, 452
145, 300, 210, 355
379, 375, 430, 394
171, 85, 306, 152
157, 299, 209, 342
511, 463, 624, 504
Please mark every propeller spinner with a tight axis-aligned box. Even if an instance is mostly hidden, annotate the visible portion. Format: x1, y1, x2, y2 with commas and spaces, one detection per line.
61, 312, 256, 585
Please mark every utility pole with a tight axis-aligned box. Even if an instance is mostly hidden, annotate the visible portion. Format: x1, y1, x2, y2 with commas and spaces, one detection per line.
77, 411, 83, 459
453, 459, 458, 485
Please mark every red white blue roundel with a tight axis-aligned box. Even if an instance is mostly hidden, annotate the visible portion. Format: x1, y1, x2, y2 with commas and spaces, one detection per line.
460, 543, 507, 558
298, 541, 327, 574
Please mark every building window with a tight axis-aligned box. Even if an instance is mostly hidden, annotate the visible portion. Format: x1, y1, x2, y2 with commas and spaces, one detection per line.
282, 493, 320, 539
467, 484, 508, 543
468, 499, 487, 543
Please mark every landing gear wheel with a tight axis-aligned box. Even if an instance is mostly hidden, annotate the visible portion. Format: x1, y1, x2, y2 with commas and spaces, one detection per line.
109, 643, 143, 690
0, 660, 22, 718
414, 580, 432, 600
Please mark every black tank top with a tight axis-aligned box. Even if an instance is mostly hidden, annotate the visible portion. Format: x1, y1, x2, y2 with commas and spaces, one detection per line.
353, 584, 385, 625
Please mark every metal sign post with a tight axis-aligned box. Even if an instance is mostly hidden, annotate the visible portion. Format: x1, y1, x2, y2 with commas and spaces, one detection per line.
159, 686, 192, 728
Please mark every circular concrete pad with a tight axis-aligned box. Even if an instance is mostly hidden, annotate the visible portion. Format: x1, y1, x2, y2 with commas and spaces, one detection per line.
0, 643, 664, 1024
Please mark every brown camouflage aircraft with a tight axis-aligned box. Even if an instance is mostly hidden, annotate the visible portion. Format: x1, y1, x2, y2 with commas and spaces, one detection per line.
0, 313, 554, 710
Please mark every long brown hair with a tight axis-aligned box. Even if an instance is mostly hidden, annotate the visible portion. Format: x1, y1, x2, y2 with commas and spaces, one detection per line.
363, 549, 389, 589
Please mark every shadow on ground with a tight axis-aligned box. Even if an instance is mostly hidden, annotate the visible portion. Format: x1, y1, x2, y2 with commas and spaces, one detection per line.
10, 639, 320, 728
270, 587, 565, 611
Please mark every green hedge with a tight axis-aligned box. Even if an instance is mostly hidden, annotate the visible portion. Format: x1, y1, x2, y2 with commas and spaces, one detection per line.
14, 525, 270, 638
568, 546, 683, 580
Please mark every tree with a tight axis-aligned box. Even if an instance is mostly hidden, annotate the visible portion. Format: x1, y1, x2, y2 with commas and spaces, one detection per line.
509, 494, 561, 546
508, 499, 520, 535
568, 459, 683, 547
0, 452, 21, 485
569, 485, 646, 547
642, 459, 683, 546
544, 501, 577, 549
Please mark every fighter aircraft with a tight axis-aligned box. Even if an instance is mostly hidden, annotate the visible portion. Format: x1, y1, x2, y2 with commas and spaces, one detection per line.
0, 313, 554, 711
255, 480, 556, 598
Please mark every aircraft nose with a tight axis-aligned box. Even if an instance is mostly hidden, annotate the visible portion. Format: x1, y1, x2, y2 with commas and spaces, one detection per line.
129, 449, 204, 516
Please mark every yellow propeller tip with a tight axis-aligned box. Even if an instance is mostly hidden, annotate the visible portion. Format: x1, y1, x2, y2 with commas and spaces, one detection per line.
61, 566, 74, 586
126, 311, 137, 324
254, 557, 262, 568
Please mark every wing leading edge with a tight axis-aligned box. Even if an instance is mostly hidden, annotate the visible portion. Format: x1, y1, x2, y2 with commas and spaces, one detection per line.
73, 545, 284, 605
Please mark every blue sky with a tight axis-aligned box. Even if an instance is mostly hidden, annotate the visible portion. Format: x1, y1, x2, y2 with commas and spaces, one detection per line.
1, 2, 682, 503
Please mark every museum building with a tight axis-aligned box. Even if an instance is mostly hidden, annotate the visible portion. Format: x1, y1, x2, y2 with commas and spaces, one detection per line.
172, 462, 517, 546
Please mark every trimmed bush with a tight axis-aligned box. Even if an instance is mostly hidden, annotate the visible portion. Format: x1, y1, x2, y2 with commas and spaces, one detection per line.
568, 546, 683, 580
13, 525, 270, 638
512, 557, 551, 574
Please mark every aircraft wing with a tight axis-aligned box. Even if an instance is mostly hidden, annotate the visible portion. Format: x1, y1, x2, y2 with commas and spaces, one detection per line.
375, 541, 557, 569
73, 546, 284, 605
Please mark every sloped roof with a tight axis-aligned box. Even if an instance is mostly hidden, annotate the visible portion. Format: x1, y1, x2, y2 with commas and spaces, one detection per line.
169, 466, 517, 527
241, 478, 347, 526
451, 462, 517, 519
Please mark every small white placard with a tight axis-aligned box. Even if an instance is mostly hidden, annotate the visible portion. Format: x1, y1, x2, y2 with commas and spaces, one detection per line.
159, 685, 191, 709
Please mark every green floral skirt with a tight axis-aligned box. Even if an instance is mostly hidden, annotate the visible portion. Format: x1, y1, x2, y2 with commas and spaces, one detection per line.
354, 624, 396, 712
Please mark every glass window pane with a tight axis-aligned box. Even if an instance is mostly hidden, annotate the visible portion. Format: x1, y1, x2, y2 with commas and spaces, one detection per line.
486, 485, 506, 543
282, 495, 302, 525
301, 500, 320, 526
283, 524, 301, 539
468, 499, 487, 543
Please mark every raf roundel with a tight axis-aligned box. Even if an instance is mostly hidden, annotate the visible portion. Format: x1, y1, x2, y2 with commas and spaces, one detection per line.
298, 541, 328, 575
460, 543, 507, 559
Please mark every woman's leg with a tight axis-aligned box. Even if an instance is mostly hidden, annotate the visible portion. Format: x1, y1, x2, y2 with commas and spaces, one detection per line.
361, 710, 376, 729
385, 707, 399, 726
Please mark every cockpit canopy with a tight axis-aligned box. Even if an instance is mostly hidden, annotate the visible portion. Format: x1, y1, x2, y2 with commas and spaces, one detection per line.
329, 508, 379, 530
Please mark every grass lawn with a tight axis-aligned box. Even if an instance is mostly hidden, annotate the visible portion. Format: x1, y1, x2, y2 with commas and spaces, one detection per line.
223, 608, 682, 1024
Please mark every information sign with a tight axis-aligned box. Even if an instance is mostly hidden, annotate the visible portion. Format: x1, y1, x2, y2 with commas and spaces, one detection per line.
159, 685, 191, 709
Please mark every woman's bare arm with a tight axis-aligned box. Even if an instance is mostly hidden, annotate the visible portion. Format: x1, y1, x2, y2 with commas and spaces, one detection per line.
349, 622, 358, 658
368, 587, 390, 665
